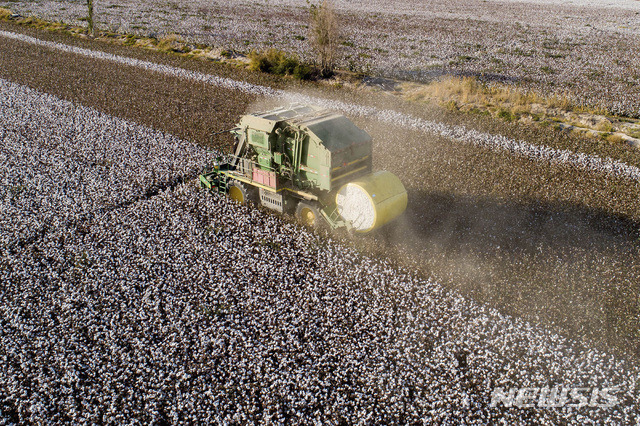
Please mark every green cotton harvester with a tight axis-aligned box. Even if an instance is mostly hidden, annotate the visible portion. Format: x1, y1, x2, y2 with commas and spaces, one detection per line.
199, 105, 407, 232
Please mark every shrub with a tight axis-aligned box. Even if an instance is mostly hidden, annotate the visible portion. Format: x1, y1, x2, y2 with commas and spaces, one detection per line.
497, 109, 515, 122
309, 0, 339, 78
249, 49, 312, 80
0, 8, 12, 20
86, 0, 95, 36
293, 64, 312, 80
596, 120, 613, 133
606, 133, 625, 144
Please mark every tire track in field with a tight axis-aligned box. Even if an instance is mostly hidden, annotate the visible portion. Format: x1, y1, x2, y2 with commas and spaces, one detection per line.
2, 29, 640, 182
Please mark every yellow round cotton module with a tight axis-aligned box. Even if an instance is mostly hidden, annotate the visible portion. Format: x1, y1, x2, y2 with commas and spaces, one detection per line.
336, 170, 408, 233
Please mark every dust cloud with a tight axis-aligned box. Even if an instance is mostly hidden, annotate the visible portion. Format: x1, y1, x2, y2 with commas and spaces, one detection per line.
228, 83, 640, 359
360, 115, 640, 359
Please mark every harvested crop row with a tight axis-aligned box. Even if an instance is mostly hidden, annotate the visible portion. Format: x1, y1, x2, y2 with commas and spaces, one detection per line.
0, 78, 212, 248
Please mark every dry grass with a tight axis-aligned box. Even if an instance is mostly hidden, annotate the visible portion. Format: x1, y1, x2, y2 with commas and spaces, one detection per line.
401, 76, 640, 144
0, 8, 11, 20
596, 120, 614, 133
404, 76, 579, 114
0, 10, 78, 36
156, 33, 185, 52
0, 9, 194, 56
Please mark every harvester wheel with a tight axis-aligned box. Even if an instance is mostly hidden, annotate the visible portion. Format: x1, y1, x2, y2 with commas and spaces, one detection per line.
227, 180, 256, 205
296, 201, 321, 228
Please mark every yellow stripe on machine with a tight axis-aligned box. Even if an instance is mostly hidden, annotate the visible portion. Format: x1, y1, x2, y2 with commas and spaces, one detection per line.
331, 155, 370, 172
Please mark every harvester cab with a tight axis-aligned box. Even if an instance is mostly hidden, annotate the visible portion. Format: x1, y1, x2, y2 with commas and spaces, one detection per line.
199, 104, 407, 233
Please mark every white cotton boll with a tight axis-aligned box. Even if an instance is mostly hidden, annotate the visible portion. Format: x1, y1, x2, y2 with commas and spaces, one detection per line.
336, 184, 375, 231
0, 47, 637, 425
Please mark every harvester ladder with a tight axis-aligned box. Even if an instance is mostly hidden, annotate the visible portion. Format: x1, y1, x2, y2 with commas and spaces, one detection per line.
320, 205, 344, 229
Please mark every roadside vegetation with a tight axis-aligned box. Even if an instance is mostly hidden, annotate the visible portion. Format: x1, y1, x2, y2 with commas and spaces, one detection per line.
249, 49, 312, 80
402, 76, 640, 147
309, 0, 340, 78
85, 0, 94, 36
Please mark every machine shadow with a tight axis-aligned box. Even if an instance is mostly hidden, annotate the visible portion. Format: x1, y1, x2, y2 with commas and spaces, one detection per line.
371, 188, 640, 358
378, 188, 639, 257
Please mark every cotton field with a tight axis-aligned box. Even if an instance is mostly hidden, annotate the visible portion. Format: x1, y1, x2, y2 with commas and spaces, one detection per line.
0, 78, 212, 249
0, 77, 638, 423
5, 0, 640, 116
1, 2, 640, 422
